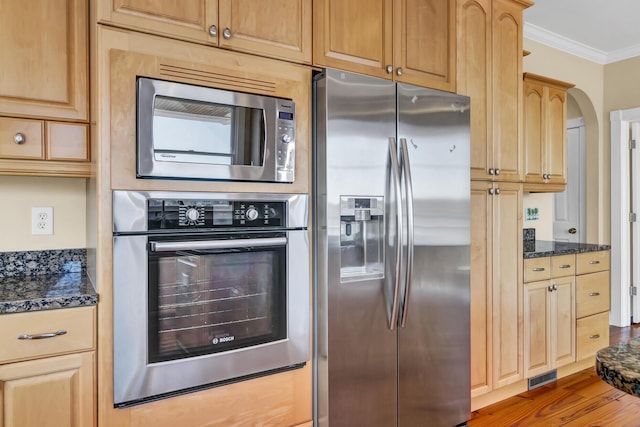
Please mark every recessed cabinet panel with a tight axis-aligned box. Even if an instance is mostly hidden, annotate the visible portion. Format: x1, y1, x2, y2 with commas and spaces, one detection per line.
0, 0, 88, 121
47, 122, 89, 161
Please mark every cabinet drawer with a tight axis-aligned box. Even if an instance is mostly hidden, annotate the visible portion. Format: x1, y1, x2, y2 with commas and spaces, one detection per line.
576, 251, 609, 275
0, 306, 95, 364
0, 117, 44, 159
524, 257, 551, 282
576, 311, 609, 361
576, 271, 610, 318
47, 122, 89, 161
551, 254, 575, 277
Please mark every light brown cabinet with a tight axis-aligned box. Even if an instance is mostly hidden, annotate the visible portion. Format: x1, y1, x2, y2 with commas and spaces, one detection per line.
523, 73, 575, 192
575, 251, 610, 360
0, 307, 96, 427
97, 0, 312, 64
470, 181, 523, 398
457, 0, 532, 182
314, 0, 456, 91
0, 0, 90, 177
523, 254, 576, 379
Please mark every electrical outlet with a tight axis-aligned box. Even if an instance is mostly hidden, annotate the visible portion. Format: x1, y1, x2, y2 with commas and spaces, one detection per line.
32, 207, 53, 235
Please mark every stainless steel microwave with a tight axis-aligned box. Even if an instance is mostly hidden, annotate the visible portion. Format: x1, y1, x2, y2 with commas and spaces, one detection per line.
137, 77, 296, 183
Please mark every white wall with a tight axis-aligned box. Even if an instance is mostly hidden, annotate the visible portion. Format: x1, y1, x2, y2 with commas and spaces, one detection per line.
0, 176, 86, 252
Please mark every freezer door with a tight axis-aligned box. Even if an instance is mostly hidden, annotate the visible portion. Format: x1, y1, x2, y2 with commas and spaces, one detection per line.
315, 69, 399, 427
396, 84, 471, 426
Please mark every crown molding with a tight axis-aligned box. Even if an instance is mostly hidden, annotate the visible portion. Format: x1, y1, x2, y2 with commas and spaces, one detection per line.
524, 22, 640, 64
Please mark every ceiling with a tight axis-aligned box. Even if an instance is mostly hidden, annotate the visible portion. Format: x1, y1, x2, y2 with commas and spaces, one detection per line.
523, 0, 640, 64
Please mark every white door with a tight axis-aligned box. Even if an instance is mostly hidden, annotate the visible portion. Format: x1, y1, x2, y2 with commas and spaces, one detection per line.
553, 118, 586, 243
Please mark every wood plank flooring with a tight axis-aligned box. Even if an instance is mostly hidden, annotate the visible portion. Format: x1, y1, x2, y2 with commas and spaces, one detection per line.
467, 324, 640, 426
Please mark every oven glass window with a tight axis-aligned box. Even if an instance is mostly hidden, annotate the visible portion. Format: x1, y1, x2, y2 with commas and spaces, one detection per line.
148, 243, 286, 363
152, 96, 266, 167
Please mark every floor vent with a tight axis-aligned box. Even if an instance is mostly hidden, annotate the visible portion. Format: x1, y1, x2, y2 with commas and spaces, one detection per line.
528, 369, 558, 390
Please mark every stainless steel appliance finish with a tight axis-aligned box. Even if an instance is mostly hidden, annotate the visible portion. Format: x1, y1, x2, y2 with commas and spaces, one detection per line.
137, 77, 296, 183
112, 191, 309, 406
313, 69, 471, 426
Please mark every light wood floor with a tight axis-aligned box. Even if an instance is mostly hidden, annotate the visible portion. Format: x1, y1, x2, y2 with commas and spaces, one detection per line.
467, 324, 640, 426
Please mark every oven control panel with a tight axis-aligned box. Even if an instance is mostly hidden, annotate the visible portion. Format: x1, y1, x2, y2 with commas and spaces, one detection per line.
148, 199, 286, 230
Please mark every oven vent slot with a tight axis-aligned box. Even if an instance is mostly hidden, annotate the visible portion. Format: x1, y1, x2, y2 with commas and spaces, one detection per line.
159, 63, 277, 94
528, 369, 557, 390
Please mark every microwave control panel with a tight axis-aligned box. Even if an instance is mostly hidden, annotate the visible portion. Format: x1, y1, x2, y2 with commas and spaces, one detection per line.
276, 102, 296, 183
148, 199, 286, 230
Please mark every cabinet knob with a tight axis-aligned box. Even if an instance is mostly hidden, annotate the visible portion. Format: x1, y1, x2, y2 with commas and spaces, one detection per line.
488, 188, 494, 195
553, 284, 558, 291
386, 65, 393, 74
495, 188, 501, 195
208, 25, 218, 37
495, 168, 501, 176
568, 227, 577, 234
396, 67, 403, 76
223, 27, 232, 39
13, 132, 26, 144
548, 285, 554, 292
488, 168, 495, 175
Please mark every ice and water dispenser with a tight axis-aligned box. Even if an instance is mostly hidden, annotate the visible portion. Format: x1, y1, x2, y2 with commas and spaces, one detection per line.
339, 196, 384, 282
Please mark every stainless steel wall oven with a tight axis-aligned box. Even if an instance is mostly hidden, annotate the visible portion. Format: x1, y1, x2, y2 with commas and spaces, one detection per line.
112, 191, 309, 407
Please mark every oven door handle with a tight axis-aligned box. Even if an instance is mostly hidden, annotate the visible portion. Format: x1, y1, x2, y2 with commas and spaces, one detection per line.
149, 237, 288, 252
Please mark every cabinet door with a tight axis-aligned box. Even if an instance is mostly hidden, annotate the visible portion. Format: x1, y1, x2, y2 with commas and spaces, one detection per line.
313, 0, 393, 79
98, 0, 218, 45
523, 79, 545, 184
524, 280, 551, 378
492, 182, 523, 388
218, 0, 311, 63
470, 181, 493, 397
457, 0, 492, 181
491, 0, 524, 183
395, 0, 456, 91
0, 0, 88, 121
552, 275, 575, 368
0, 352, 95, 427
545, 86, 567, 185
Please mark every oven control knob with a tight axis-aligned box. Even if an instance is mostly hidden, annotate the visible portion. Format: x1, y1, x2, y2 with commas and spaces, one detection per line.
245, 207, 259, 221
186, 208, 200, 222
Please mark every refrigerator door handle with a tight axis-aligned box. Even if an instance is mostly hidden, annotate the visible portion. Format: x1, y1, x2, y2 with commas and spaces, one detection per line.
387, 137, 403, 330
399, 138, 415, 327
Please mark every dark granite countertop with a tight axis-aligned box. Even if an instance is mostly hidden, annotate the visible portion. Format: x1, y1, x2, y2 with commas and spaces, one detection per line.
0, 249, 97, 315
523, 240, 611, 259
596, 337, 640, 397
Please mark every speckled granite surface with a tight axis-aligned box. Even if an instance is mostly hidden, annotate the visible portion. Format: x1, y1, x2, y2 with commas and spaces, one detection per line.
523, 240, 611, 259
596, 337, 640, 397
0, 249, 97, 314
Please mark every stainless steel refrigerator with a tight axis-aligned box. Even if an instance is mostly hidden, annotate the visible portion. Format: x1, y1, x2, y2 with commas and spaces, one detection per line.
313, 69, 471, 427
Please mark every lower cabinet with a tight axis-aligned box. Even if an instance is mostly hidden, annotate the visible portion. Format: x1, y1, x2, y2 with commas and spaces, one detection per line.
0, 306, 96, 427
524, 254, 575, 379
0, 351, 95, 427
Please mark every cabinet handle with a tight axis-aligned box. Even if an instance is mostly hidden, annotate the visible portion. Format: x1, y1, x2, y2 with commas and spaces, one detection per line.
559, 264, 571, 269
13, 132, 26, 144
589, 292, 601, 297
589, 260, 601, 265
17, 330, 67, 340
386, 65, 393, 74
208, 25, 217, 37
589, 334, 601, 340
396, 67, 403, 76
532, 267, 545, 272
223, 27, 232, 39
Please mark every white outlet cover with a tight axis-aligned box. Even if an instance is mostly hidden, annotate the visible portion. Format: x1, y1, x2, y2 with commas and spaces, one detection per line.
31, 207, 53, 235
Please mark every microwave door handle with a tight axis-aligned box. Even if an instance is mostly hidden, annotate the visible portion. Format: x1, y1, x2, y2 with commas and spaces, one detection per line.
398, 138, 414, 328
150, 237, 287, 252
387, 137, 403, 331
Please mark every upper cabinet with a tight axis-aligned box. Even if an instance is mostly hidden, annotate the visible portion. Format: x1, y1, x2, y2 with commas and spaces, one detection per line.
0, 0, 88, 121
457, 0, 532, 182
523, 73, 575, 192
97, 0, 312, 64
0, 0, 90, 177
313, 0, 456, 92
